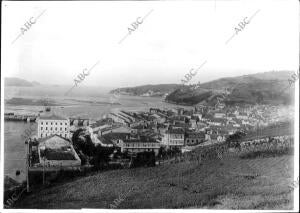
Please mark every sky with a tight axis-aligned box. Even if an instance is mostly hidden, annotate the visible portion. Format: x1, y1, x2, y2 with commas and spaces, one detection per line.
2, 0, 299, 88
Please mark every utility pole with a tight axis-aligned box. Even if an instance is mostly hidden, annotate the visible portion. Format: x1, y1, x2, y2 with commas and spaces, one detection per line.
43, 157, 45, 185
25, 139, 30, 192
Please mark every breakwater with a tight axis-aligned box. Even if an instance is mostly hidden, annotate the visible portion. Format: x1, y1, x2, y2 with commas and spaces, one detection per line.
4, 113, 37, 122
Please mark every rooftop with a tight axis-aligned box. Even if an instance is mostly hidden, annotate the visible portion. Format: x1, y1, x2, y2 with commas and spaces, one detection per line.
124, 137, 159, 143
39, 114, 68, 121
98, 136, 115, 145
166, 128, 185, 134
103, 132, 130, 141
186, 132, 205, 138
38, 135, 77, 161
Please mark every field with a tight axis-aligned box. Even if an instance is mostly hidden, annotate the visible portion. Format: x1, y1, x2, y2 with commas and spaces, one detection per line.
14, 150, 294, 209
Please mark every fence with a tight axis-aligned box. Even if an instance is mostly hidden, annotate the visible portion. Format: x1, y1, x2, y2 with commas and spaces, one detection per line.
157, 134, 294, 166
239, 135, 293, 157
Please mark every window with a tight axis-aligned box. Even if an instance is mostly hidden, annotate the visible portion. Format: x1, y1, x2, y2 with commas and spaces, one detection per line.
56, 123, 57, 125
50, 127, 52, 130
41, 127, 43, 130
60, 127, 62, 130
46, 127, 48, 130
65, 122, 67, 125
41, 122, 43, 125
51, 122, 53, 125
65, 134, 67, 138
55, 127, 57, 130
46, 122, 48, 125
60, 123, 62, 125
65, 128, 67, 131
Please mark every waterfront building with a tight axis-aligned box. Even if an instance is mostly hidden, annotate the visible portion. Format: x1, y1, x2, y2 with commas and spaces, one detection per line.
37, 114, 70, 139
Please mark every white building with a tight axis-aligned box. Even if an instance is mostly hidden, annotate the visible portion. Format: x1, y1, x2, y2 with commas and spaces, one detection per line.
214, 112, 226, 118
37, 114, 70, 139
119, 139, 161, 155
161, 128, 185, 148
190, 119, 197, 129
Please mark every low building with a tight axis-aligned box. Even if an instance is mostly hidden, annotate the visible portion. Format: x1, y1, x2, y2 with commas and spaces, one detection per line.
214, 112, 226, 118
149, 108, 161, 114
108, 113, 128, 125
162, 128, 185, 148
103, 133, 160, 155
120, 136, 161, 155
149, 114, 166, 124
193, 113, 202, 120
190, 119, 197, 129
227, 113, 236, 120
185, 132, 205, 146
236, 112, 248, 120
96, 135, 115, 147
196, 123, 207, 131
210, 134, 225, 143
37, 135, 81, 167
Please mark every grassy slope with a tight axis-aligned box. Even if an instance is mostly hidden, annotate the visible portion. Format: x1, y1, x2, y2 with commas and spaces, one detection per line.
15, 152, 294, 209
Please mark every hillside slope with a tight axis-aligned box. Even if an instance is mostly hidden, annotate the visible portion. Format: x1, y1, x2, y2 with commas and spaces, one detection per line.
4, 77, 39, 87
14, 153, 294, 209
165, 71, 294, 106
110, 84, 180, 97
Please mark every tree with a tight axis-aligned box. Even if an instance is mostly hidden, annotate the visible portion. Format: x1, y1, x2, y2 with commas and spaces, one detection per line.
226, 131, 246, 148
158, 146, 167, 159
72, 129, 94, 156
91, 145, 115, 169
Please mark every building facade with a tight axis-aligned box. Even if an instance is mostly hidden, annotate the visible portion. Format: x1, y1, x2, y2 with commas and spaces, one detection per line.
185, 132, 205, 146
37, 114, 70, 139
161, 128, 185, 148
119, 139, 161, 155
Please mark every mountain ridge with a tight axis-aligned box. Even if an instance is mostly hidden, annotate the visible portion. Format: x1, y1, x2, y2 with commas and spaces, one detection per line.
5, 77, 41, 87
109, 71, 295, 105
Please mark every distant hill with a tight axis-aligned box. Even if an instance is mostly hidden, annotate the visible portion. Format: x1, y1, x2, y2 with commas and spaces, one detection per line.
5, 77, 40, 87
164, 87, 213, 105
165, 71, 295, 106
110, 84, 180, 97
31, 81, 41, 86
